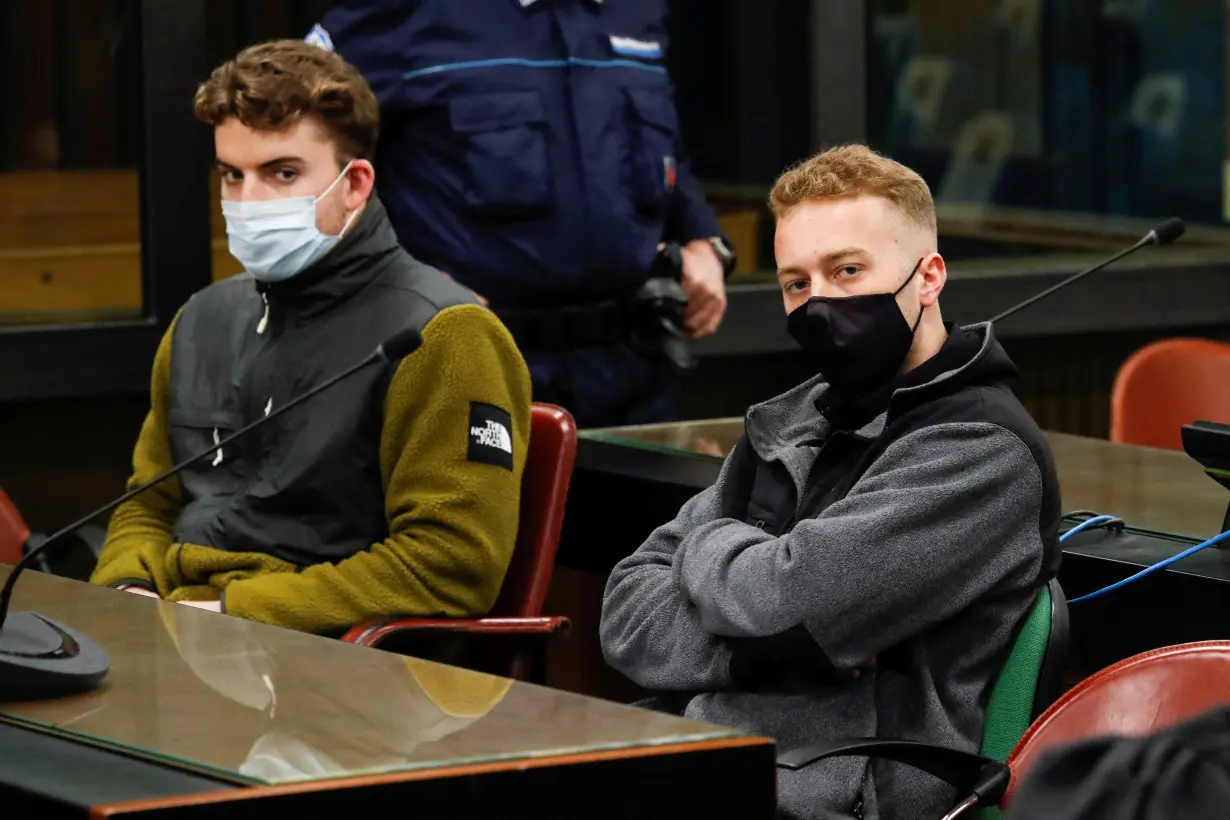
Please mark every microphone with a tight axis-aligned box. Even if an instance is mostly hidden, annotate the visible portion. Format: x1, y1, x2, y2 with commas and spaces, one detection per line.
987, 217, 1185, 324
0, 326, 423, 699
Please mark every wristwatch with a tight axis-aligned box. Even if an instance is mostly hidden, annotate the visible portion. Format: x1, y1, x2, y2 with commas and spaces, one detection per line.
707, 236, 737, 279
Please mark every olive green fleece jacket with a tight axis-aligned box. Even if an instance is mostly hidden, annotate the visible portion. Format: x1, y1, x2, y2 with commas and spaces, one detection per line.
90, 303, 531, 634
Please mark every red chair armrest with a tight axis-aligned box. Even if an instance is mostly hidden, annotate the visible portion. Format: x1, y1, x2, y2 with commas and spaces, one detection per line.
342, 616, 571, 648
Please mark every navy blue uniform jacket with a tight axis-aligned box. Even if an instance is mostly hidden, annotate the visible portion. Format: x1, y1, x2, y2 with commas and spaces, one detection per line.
313, 0, 722, 310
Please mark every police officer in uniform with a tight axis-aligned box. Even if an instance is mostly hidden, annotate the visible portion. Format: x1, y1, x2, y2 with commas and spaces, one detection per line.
308, 0, 735, 427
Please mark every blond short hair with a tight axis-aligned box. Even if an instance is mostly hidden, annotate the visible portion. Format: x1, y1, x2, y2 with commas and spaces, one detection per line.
769, 144, 936, 234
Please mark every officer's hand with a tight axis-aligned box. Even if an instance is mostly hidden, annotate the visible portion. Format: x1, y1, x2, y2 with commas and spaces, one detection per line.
678, 239, 727, 338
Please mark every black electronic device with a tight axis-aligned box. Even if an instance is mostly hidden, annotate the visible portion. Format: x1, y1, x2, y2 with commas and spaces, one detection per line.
1059, 512, 1228, 671
1181, 421, 1230, 533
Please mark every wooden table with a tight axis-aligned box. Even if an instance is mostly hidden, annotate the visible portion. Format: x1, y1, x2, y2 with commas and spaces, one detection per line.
0, 569, 775, 818
581, 419, 1230, 540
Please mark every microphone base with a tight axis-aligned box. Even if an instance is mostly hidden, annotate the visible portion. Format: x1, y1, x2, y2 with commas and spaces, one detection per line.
0, 612, 109, 701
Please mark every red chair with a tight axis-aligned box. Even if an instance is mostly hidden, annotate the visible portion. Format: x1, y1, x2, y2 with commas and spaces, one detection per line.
0, 489, 106, 574
781, 641, 1230, 818
0, 487, 31, 567
1002, 640, 1230, 807
342, 403, 578, 682
1111, 338, 1230, 450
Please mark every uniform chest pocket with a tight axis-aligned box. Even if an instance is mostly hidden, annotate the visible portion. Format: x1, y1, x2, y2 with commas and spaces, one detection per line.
167, 407, 248, 493
448, 91, 552, 218
623, 87, 679, 218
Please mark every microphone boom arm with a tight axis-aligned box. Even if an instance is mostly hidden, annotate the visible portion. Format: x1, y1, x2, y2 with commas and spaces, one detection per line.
986, 218, 1184, 326
986, 242, 1143, 325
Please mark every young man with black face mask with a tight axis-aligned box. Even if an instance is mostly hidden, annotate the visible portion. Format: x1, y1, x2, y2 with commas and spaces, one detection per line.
600, 145, 1062, 820
90, 41, 532, 635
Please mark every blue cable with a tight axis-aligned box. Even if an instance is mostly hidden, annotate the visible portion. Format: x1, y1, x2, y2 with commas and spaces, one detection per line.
1068, 528, 1230, 603
1059, 515, 1118, 542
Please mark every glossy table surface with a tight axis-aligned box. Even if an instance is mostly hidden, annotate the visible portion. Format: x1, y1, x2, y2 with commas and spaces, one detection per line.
583, 420, 1229, 540
0, 569, 741, 786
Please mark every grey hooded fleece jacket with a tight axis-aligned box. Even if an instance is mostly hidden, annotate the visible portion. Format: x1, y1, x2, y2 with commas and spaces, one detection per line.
600, 323, 1061, 819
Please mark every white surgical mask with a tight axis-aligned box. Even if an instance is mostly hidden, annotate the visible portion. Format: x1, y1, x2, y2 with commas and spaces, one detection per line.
222, 161, 359, 283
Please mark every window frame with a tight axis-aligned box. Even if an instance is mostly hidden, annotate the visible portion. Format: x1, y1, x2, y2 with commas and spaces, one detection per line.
809, 0, 866, 149
0, 0, 213, 402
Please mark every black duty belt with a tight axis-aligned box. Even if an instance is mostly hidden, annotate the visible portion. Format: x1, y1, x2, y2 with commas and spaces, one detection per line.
494, 299, 641, 350
492, 272, 695, 373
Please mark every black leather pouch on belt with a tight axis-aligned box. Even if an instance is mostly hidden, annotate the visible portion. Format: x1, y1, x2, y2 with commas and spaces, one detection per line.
494, 244, 697, 374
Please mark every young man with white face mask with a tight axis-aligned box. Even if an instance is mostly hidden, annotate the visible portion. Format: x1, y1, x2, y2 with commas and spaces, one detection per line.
600, 145, 1062, 819
90, 41, 532, 635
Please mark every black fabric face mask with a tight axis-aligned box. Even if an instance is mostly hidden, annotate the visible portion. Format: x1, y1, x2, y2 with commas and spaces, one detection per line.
786, 258, 924, 397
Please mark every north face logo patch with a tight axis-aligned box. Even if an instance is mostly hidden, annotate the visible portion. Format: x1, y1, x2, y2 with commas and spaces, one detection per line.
468, 402, 514, 470
471, 419, 512, 453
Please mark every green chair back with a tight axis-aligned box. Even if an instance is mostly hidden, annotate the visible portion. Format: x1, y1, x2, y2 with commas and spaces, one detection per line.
976, 579, 1067, 819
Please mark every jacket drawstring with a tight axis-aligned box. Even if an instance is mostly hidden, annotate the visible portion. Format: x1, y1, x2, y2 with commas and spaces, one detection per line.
256, 292, 270, 335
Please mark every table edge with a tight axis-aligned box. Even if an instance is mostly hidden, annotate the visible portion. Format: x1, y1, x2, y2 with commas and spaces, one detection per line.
88, 734, 774, 816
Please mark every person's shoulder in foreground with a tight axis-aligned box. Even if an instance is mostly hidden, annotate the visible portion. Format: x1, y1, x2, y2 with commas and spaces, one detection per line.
599, 144, 1060, 820
91, 40, 532, 635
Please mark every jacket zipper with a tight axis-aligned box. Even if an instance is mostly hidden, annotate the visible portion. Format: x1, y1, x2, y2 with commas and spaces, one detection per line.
241, 292, 280, 472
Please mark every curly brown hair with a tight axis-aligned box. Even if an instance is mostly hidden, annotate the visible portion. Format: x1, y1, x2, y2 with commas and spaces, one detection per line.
769, 144, 935, 234
194, 39, 379, 163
